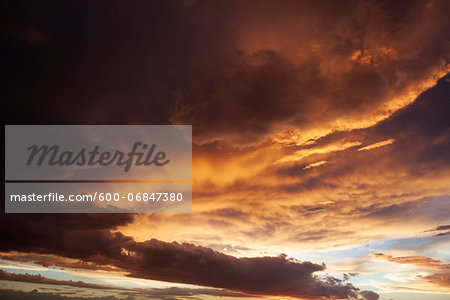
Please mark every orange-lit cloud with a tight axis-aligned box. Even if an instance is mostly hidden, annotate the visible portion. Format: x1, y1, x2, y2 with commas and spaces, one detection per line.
358, 139, 395, 151
373, 253, 450, 290
303, 161, 327, 170
372, 253, 449, 270
121, 74, 450, 260
276, 140, 361, 164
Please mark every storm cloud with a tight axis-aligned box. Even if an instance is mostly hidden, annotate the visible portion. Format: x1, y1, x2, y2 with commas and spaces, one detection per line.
0, 217, 370, 299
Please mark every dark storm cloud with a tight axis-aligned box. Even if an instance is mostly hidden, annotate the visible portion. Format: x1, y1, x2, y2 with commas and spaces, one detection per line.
118, 240, 357, 298
0, 215, 372, 299
169, 0, 450, 144
169, 50, 326, 144
0, 0, 237, 125
1, 0, 448, 143
0, 213, 135, 256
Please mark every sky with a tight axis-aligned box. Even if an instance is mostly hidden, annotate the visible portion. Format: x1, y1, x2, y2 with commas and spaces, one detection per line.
1, 0, 449, 299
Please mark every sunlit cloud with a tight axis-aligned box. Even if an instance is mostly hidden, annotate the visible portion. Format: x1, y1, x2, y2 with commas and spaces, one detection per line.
275, 140, 361, 164
372, 253, 449, 270
303, 161, 327, 170
358, 139, 395, 151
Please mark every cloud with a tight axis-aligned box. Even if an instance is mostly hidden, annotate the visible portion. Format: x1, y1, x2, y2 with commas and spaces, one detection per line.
4, 25, 50, 44
360, 290, 379, 300
118, 241, 361, 298
0, 195, 379, 298
0, 230, 369, 299
427, 224, 450, 237
122, 75, 450, 260
304, 161, 328, 170
421, 272, 450, 288
435, 225, 450, 231
2, 0, 448, 144
276, 140, 361, 164
0, 206, 377, 299
0, 270, 249, 299
0, 1, 449, 298
169, 0, 450, 145
0, 270, 124, 291
0, 213, 135, 257
0, 252, 119, 272
0, 200, 377, 298
0, 289, 129, 300
372, 253, 449, 269
357, 139, 395, 151
373, 253, 450, 288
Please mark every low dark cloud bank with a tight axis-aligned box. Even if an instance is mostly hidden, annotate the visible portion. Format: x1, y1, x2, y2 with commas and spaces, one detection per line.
0, 270, 249, 299
0, 289, 128, 300
0, 214, 375, 299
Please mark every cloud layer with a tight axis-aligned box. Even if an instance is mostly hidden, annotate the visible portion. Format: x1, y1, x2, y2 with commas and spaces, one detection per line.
0, 214, 367, 299
1, 0, 449, 299
170, 0, 450, 144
